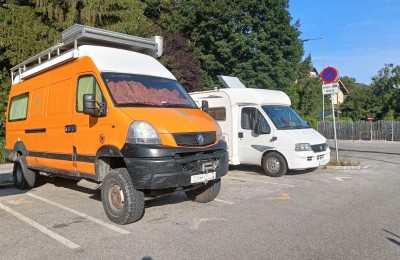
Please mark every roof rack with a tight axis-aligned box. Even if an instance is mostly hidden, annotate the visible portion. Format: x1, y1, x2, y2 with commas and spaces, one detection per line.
11, 24, 163, 84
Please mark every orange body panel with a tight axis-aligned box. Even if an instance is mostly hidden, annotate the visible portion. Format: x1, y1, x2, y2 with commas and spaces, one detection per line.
6, 55, 217, 176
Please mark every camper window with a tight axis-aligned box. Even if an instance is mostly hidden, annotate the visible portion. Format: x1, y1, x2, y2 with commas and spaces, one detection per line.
76, 75, 103, 113
8, 93, 29, 121
209, 107, 226, 121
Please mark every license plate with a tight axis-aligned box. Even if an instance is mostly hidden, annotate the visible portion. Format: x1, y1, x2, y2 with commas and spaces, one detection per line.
191, 172, 216, 184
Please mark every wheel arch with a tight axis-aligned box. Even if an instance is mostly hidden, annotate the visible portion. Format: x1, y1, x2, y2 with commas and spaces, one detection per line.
261, 149, 289, 169
95, 145, 127, 182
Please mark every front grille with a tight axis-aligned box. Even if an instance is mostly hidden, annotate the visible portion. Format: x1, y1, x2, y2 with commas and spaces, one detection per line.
311, 143, 327, 153
173, 131, 216, 147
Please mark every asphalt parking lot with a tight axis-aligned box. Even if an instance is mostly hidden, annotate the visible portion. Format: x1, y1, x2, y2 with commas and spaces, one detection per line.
1, 140, 400, 259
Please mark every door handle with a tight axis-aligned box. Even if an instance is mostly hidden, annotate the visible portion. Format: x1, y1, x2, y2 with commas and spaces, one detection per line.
65, 124, 77, 133
238, 132, 243, 138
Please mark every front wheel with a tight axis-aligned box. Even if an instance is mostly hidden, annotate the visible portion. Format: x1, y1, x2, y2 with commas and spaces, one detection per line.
262, 152, 287, 177
13, 156, 36, 189
101, 168, 144, 225
185, 178, 221, 203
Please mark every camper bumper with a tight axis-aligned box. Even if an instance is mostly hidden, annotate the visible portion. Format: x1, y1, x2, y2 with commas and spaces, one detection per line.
121, 141, 229, 189
285, 147, 331, 170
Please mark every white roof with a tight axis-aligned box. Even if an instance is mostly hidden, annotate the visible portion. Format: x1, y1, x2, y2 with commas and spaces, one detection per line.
216, 88, 291, 106
78, 45, 175, 79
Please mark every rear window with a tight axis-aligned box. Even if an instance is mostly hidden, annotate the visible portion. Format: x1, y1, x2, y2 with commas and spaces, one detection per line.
8, 93, 29, 121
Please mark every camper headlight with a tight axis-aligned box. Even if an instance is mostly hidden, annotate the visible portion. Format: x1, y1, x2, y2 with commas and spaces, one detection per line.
126, 121, 162, 145
295, 143, 312, 151
215, 121, 223, 140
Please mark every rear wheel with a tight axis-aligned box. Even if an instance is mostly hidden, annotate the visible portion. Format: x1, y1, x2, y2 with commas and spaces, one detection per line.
101, 168, 144, 225
185, 178, 221, 203
13, 156, 36, 189
262, 152, 287, 177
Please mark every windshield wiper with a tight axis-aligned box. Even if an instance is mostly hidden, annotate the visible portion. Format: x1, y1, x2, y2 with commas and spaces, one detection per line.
161, 103, 190, 108
121, 102, 162, 107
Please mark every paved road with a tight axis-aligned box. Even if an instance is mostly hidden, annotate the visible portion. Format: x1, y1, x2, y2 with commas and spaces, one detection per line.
1, 140, 399, 259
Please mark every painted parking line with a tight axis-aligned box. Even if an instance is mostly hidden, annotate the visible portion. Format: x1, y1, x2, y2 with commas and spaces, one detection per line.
27, 193, 130, 235
214, 199, 234, 205
0, 202, 81, 250
226, 177, 295, 188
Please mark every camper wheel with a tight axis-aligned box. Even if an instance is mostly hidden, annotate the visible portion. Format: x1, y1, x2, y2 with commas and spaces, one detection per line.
185, 178, 221, 203
262, 152, 287, 177
101, 168, 144, 225
13, 156, 36, 189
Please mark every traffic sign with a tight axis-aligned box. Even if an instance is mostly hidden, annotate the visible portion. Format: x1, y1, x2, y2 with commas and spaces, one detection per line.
322, 83, 339, 95
367, 116, 373, 121
321, 67, 339, 84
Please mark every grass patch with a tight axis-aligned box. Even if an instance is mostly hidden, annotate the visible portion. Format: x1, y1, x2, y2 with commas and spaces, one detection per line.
327, 159, 360, 166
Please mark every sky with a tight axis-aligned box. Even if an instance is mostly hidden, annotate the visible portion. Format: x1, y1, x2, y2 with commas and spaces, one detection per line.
289, 0, 400, 85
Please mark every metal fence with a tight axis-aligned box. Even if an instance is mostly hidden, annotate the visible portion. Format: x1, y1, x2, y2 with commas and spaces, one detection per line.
317, 121, 400, 141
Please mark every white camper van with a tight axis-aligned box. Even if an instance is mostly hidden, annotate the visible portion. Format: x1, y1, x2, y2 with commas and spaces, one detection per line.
190, 76, 330, 177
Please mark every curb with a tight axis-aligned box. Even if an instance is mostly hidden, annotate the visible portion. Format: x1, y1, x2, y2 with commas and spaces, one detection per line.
324, 165, 365, 170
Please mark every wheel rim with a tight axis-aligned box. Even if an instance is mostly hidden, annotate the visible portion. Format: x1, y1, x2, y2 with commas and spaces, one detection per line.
16, 165, 23, 183
266, 157, 280, 173
108, 182, 125, 212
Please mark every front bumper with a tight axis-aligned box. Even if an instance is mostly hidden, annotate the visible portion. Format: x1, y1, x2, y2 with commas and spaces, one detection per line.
285, 147, 331, 170
121, 141, 229, 189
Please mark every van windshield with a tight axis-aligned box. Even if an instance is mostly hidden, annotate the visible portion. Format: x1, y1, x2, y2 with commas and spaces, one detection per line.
102, 73, 196, 108
262, 105, 310, 130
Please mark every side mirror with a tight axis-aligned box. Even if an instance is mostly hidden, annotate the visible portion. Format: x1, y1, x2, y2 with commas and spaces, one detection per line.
201, 100, 209, 113
306, 120, 312, 128
83, 94, 97, 116
254, 120, 271, 135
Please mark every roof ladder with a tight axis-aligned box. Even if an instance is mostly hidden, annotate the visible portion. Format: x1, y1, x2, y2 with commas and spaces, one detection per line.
11, 24, 163, 85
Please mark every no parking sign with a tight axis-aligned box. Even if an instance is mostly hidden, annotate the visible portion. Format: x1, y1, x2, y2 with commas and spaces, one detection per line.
321, 66, 338, 84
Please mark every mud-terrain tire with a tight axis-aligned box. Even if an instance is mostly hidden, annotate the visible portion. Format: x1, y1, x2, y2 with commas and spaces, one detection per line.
101, 168, 144, 225
13, 156, 36, 189
262, 152, 287, 177
185, 178, 221, 203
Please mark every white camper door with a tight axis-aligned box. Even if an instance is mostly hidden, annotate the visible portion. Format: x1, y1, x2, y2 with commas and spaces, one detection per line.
238, 107, 273, 164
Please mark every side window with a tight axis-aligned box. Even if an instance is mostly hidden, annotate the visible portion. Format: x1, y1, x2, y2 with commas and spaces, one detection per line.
257, 112, 271, 134
76, 75, 103, 112
208, 107, 226, 121
241, 107, 270, 131
241, 107, 256, 130
8, 93, 29, 121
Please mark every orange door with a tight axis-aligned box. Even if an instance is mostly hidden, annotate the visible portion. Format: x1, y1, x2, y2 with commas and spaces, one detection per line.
72, 74, 111, 175
44, 78, 74, 171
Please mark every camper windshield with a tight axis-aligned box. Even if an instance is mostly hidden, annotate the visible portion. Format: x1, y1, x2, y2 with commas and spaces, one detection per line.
262, 105, 310, 130
102, 73, 196, 108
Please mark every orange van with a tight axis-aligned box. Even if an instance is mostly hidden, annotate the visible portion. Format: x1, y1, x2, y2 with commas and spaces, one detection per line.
5, 25, 228, 224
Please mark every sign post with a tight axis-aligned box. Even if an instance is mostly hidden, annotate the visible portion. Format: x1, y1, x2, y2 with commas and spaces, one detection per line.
321, 67, 339, 161
367, 116, 373, 141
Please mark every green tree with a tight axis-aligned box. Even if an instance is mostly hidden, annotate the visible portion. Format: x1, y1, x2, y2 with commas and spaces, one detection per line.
146, 0, 303, 90
340, 77, 382, 121
371, 64, 400, 120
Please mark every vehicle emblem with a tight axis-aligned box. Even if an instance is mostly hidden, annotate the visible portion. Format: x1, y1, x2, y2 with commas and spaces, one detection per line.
99, 134, 105, 144
197, 134, 205, 145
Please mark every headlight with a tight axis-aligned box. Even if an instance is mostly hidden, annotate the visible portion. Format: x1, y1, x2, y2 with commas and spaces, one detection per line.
215, 121, 223, 140
126, 121, 162, 145
295, 143, 312, 151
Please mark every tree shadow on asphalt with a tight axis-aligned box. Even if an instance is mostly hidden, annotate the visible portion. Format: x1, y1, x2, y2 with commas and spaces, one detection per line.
1, 175, 204, 209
